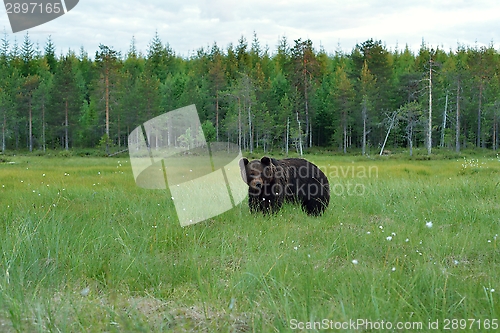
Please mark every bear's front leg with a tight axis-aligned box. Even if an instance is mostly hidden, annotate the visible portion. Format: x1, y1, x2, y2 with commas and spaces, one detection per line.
248, 192, 283, 214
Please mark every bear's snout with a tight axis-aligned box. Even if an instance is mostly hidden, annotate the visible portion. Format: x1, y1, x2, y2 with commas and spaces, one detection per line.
250, 179, 263, 189
243, 156, 330, 216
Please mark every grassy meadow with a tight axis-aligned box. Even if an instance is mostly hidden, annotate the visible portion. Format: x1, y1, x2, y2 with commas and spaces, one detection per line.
0, 151, 499, 332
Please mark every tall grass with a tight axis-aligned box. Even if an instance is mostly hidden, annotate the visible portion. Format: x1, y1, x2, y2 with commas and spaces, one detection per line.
0, 154, 499, 332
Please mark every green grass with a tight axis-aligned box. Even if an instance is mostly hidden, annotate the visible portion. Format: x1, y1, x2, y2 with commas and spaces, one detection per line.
0, 153, 499, 332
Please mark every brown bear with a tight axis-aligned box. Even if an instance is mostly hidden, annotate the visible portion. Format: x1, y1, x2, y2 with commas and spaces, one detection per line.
239, 156, 330, 216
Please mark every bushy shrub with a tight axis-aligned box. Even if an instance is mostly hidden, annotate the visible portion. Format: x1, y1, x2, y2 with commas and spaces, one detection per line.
58, 150, 74, 158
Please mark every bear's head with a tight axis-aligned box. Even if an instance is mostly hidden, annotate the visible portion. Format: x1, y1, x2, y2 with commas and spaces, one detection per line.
239, 156, 277, 190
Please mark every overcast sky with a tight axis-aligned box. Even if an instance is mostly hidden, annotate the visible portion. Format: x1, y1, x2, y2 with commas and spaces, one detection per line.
1, 0, 500, 58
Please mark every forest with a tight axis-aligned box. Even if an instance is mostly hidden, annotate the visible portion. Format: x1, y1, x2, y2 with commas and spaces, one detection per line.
0, 31, 499, 155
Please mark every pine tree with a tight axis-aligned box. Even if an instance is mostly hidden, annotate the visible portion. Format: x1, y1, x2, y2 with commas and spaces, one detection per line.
333, 64, 355, 153
359, 60, 376, 155
146, 31, 177, 82
17, 74, 40, 152
94, 44, 121, 154
21, 32, 37, 77
0, 29, 9, 67
353, 39, 394, 148
49, 54, 82, 150
208, 43, 226, 141
44, 36, 57, 74
290, 39, 319, 148
34, 57, 53, 151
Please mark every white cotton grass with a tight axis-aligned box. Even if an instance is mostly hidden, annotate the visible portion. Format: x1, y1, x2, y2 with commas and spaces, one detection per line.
425, 221, 433, 228
484, 286, 496, 293
352, 259, 359, 265
80, 287, 90, 297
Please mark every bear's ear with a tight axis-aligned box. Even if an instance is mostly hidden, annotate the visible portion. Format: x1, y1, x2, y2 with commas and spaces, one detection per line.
239, 158, 249, 184
261, 156, 271, 165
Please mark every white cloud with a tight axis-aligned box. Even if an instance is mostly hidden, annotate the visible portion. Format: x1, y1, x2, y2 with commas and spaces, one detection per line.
0, 0, 499, 57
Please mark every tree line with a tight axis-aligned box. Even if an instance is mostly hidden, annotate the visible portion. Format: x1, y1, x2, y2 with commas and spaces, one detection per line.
1, 31, 499, 156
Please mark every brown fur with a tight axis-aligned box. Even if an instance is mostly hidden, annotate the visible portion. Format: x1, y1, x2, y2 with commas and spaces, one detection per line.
239, 156, 330, 216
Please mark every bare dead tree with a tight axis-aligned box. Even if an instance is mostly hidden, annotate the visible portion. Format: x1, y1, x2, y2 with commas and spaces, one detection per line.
400, 102, 422, 157
379, 110, 399, 156
427, 58, 433, 155
440, 92, 449, 147
456, 79, 461, 152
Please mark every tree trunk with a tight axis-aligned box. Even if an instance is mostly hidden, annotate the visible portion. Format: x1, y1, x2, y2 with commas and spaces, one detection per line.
493, 104, 499, 150
28, 99, 33, 152
238, 97, 241, 150
343, 112, 347, 154
477, 81, 483, 148
380, 111, 397, 156
427, 61, 432, 155
65, 99, 69, 150
440, 92, 448, 147
362, 97, 367, 155
2, 113, 5, 152
247, 102, 253, 153
493, 112, 498, 150
409, 126, 413, 157
296, 110, 303, 156
455, 80, 461, 152
286, 117, 289, 156
303, 62, 309, 149
118, 114, 121, 148
105, 68, 110, 154
42, 99, 46, 152
363, 115, 367, 155
15, 122, 19, 150
309, 121, 312, 148
216, 90, 219, 142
